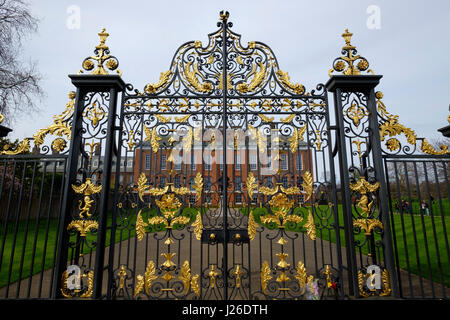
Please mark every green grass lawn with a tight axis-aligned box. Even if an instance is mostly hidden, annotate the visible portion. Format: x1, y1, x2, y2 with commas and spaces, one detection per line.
1, 201, 449, 289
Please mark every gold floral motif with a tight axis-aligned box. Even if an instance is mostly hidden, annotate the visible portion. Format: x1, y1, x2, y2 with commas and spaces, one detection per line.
345, 103, 369, 127
353, 218, 383, 235
386, 138, 400, 151
193, 172, 203, 200
67, 220, 98, 237
83, 101, 107, 128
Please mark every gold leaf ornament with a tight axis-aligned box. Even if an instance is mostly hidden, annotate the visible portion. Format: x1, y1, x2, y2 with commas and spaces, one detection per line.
136, 210, 148, 241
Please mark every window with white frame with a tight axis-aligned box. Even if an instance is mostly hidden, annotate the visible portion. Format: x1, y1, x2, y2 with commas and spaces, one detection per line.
145, 154, 151, 170
250, 154, 257, 170
296, 153, 302, 171
160, 154, 167, 170
281, 153, 288, 170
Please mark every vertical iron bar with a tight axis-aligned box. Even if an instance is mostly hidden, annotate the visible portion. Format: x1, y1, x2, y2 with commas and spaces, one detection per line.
221, 13, 229, 300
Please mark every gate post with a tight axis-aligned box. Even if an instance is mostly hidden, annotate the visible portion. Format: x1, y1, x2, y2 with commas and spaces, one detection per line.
325, 30, 399, 298
53, 29, 125, 299
53, 75, 124, 299
326, 74, 399, 298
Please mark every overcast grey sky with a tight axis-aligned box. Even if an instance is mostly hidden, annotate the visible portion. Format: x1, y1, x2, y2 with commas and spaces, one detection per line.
10, 0, 450, 143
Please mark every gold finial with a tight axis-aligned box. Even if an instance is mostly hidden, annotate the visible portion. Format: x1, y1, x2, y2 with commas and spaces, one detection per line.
219, 11, 229, 21
328, 29, 374, 77
79, 28, 122, 76
341, 28, 354, 49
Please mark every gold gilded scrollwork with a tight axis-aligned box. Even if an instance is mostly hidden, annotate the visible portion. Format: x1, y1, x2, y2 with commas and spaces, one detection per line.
237, 62, 266, 93
145, 70, 173, 94
276, 69, 305, 95
183, 61, 213, 93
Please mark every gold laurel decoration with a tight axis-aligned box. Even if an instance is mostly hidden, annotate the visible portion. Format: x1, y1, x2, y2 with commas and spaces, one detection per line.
155, 114, 172, 123
258, 113, 274, 123
182, 127, 193, 154
175, 114, 191, 123
137, 173, 149, 201
237, 62, 266, 93
148, 185, 169, 197
60, 271, 72, 298
294, 261, 307, 293
170, 216, 190, 228
184, 61, 213, 93
179, 261, 191, 295
147, 215, 168, 228
261, 261, 272, 295
67, 220, 99, 237
0, 139, 31, 155
136, 210, 148, 241
246, 172, 257, 199
144, 261, 158, 294
380, 269, 392, 297
191, 211, 203, 241
247, 210, 258, 241
145, 70, 173, 94
191, 274, 200, 296
302, 171, 313, 202
248, 124, 267, 152
281, 114, 295, 123
259, 185, 279, 196
276, 70, 305, 95
304, 210, 316, 240
280, 186, 301, 195
134, 275, 145, 298
79, 271, 94, 298
420, 138, 450, 155
357, 270, 370, 298
288, 128, 298, 153
193, 172, 203, 200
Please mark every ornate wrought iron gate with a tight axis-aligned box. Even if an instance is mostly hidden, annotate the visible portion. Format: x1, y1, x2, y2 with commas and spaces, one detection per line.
4, 11, 448, 301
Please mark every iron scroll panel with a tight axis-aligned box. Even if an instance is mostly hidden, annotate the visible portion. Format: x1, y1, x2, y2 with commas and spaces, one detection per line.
107, 13, 342, 300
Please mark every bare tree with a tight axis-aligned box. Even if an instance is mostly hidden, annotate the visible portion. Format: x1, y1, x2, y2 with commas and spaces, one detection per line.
0, 0, 43, 124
